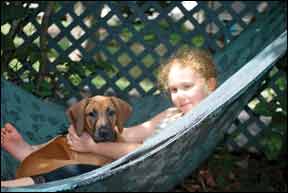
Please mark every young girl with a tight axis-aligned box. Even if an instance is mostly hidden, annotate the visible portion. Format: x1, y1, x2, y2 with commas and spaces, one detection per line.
1, 47, 217, 187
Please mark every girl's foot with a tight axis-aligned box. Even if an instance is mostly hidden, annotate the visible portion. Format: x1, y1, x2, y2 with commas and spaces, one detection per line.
1, 123, 34, 161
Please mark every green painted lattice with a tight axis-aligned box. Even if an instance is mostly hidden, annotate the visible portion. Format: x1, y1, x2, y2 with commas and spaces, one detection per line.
1, 1, 286, 153
2, 1, 281, 99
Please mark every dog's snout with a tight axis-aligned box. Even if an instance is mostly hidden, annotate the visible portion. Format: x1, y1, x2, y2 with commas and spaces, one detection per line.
94, 126, 116, 142
98, 128, 110, 138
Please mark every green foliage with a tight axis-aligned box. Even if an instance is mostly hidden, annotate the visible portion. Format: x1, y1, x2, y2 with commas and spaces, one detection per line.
1, 2, 34, 24
260, 132, 284, 160
1, 1, 47, 70
192, 35, 205, 47
1, 1, 115, 99
21, 77, 53, 98
35, 79, 54, 97
253, 63, 287, 160
61, 59, 115, 76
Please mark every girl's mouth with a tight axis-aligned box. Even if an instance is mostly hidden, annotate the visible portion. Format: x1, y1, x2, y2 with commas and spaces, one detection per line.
180, 102, 193, 108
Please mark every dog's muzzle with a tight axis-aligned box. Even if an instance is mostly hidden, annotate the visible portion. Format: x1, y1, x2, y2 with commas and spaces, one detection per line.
93, 126, 117, 142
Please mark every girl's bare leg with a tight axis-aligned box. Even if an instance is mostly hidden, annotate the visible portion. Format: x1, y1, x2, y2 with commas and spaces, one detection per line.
1, 177, 35, 187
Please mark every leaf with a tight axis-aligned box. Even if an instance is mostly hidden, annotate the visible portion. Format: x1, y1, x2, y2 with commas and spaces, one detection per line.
271, 112, 287, 132
260, 133, 283, 160
1, 2, 48, 25
32, 79, 53, 97
1, 4, 28, 24
1, 34, 14, 50
22, 82, 34, 92
253, 100, 275, 116
216, 175, 227, 187
192, 35, 205, 47
14, 44, 41, 64
57, 58, 115, 75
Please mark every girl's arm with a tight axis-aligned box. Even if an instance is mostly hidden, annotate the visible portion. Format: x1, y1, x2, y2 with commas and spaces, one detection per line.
121, 107, 177, 143
67, 107, 176, 159
67, 128, 142, 159
85, 141, 142, 160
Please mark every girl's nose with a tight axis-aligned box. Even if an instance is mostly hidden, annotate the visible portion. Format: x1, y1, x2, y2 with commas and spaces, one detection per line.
176, 88, 186, 96
175, 90, 187, 101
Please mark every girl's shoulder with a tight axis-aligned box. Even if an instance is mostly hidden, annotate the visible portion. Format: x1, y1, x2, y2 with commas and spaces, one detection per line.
156, 107, 183, 129
143, 107, 182, 144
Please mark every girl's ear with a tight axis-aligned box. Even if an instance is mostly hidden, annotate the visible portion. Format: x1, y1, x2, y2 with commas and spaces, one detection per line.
207, 78, 217, 92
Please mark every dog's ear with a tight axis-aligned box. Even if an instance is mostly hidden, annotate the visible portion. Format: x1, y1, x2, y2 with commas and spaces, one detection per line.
66, 98, 89, 136
110, 97, 132, 133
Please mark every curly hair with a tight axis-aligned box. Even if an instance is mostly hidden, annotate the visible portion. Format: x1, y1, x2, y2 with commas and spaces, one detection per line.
157, 47, 217, 92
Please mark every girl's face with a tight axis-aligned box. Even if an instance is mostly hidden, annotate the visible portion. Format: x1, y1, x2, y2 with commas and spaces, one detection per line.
168, 64, 215, 114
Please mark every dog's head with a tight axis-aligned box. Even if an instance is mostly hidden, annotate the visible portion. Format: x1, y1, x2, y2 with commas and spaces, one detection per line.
66, 96, 132, 142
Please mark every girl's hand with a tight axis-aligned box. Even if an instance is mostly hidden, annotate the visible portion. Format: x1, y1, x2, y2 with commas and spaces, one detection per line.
67, 125, 96, 153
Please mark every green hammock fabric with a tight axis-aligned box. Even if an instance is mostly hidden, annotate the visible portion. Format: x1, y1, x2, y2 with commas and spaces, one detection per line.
1, 30, 286, 192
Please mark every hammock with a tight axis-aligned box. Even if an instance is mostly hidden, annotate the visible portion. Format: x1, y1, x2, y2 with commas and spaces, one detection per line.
1, 19, 286, 193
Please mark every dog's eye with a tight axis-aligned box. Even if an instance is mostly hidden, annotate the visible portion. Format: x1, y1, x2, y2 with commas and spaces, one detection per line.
88, 111, 97, 117
107, 109, 115, 117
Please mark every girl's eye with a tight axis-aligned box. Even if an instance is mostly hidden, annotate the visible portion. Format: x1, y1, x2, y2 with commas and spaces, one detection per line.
184, 84, 193, 90
182, 83, 194, 90
169, 87, 177, 93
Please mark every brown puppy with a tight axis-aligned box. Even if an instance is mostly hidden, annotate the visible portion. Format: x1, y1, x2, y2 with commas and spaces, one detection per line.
16, 96, 132, 178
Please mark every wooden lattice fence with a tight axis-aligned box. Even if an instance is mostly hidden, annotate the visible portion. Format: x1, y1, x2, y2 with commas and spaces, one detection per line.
1, 1, 286, 153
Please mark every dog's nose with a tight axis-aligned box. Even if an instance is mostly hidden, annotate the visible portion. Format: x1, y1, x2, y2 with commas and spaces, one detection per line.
99, 129, 110, 138
94, 127, 116, 142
